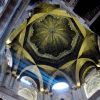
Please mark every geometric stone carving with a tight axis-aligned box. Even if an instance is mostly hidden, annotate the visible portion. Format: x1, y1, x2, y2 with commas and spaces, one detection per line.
84, 70, 100, 99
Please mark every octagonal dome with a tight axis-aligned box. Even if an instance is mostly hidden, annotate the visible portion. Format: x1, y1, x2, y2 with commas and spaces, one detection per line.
27, 14, 81, 61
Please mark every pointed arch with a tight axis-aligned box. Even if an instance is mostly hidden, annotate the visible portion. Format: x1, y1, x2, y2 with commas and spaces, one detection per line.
18, 65, 43, 90
48, 70, 74, 91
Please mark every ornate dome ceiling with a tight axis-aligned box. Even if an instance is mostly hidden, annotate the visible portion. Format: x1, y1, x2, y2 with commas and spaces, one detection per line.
28, 15, 79, 60
6, 3, 100, 87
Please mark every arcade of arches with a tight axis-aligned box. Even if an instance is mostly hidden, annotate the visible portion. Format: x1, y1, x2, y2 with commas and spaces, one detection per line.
0, 0, 100, 100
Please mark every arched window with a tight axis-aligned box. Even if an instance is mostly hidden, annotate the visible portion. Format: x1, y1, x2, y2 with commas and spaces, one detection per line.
18, 76, 37, 100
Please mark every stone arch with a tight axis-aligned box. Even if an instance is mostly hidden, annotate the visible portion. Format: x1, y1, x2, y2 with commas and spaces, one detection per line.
48, 70, 74, 91
19, 76, 37, 89
18, 88, 37, 100
18, 76, 37, 100
79, 61, 96, 84
18, 65, 43, 90
75, 58, 97, 87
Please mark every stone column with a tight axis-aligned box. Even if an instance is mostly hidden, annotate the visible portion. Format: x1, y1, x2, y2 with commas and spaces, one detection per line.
72, 89, 79, 100
0, 55, 8, 86
37, 92, 43, 100
9, 70, 17, 89
72, 87, 88, 100
4, 73, 12, 87
80, 85, 88, 100
13, 77, 19, 92
3, 67, 12, 87
43, 93, 51, 100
